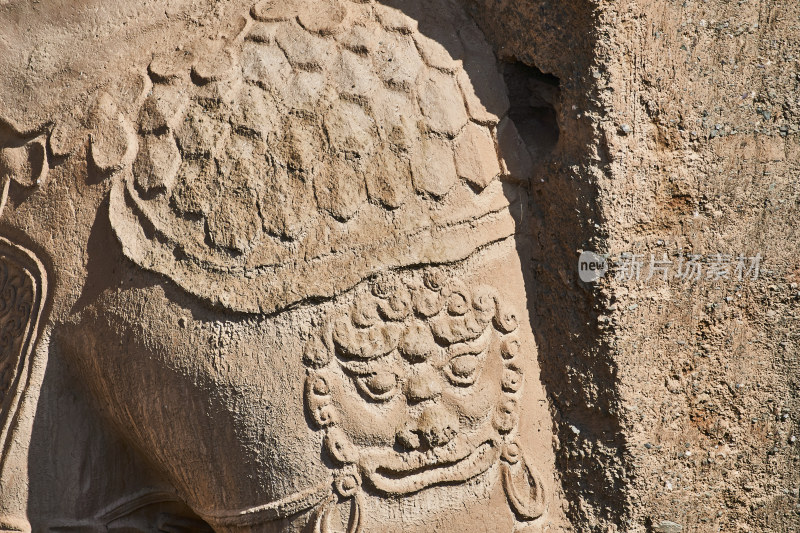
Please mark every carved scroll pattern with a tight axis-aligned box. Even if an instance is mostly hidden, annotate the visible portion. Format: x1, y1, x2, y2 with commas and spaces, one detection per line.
0, 239, 47, 533
303, 270, 546, 531
0, 259, 34, 401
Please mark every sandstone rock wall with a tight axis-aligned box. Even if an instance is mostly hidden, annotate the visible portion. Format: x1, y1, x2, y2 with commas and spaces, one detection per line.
0, 0, 797, 531
466, 0, 800, 530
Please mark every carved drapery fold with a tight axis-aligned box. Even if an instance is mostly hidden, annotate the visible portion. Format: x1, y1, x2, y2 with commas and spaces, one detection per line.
0, 238, 47, 533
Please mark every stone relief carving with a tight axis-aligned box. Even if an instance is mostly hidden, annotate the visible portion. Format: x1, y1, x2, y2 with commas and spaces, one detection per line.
0, 238, 47, 533
0, 1, 562, 531
106, 0, 529, 314
0, 119, 50, 533
303, 270, 546, 531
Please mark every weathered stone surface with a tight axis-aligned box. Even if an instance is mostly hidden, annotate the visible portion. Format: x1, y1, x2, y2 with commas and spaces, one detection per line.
0, 8, 548, 528
414, 30, 463, 73
148, 51, 193, 85
454, 121, 500, 189
275, 22, 334, 72
333, 49, 380, 100
138, 86, 187, 134
241, 42, 291, 90
465, 0, 800, 531
410, 135, 457, 197
365, 145, 412, 208
335, 22, 379, 55
324, 99, 376, 156
2, 0, 793, 532
496, 116, 532, 179
457, 24, 509, 125
418, 68, 469, 136
251, 0, 299, 22
314, 155, 368, 221
370, 89, 417, 148
296, 0, 349, 35
133, 134, 182, 193
192, 48, 237, 83
0, 136, 48, 187
375, 4, 418, 34
372, 32, 424, 91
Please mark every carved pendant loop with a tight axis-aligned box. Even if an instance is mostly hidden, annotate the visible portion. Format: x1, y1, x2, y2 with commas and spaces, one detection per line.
501, 452, 547, 521
314, 492, 363, 533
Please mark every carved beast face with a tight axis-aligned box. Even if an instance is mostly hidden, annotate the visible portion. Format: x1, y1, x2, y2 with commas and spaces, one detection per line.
304, 270, 523, 495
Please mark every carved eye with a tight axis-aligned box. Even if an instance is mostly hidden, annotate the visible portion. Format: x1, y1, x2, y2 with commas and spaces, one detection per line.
355, 371, 400, 402
444, 354, 481, 387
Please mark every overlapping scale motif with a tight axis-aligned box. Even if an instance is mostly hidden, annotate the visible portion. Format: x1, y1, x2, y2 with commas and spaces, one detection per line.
108, 0, 533, 313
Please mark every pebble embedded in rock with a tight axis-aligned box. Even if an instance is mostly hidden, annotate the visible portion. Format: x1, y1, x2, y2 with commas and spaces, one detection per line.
654, 520, 683, 533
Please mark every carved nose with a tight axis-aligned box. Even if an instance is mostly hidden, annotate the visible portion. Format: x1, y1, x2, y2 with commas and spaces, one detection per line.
417, 405, 459, 449
405, 373, 442, 404
397, 405, 460, 451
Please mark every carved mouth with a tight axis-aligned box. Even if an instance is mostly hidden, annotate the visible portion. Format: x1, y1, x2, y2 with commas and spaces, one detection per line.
358, 439, 499, 495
